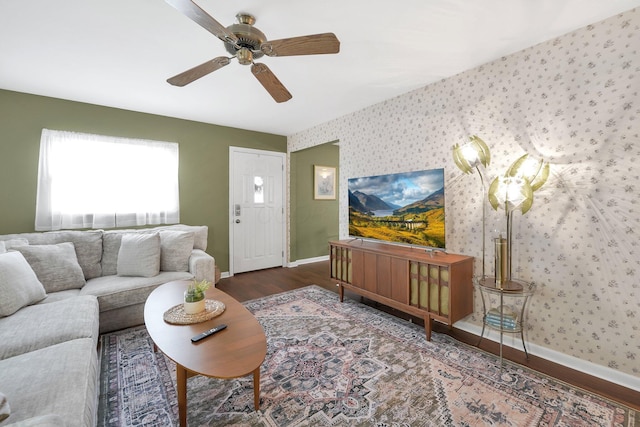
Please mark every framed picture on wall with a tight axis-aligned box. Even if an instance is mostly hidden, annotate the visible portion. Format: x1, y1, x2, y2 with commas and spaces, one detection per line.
314, 165, 336, 200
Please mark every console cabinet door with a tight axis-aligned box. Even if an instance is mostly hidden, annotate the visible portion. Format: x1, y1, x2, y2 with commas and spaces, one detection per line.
330, 245, 352, 283
409, 262, 451, 321
351, 249, 364, 288
375, 255, 391, 298
390, 257, 409, 304
429, 265, 450, 317
363, 252, 378, 294
363, 255, 409, 303
410, 262, 429, 309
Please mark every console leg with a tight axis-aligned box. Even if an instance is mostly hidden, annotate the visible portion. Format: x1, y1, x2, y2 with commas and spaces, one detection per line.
338, 284, 344, 302
424, 315, 432, 341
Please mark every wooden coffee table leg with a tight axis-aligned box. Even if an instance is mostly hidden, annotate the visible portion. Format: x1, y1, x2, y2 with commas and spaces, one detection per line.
253, 367, 260, 410
177, 365, 188, 426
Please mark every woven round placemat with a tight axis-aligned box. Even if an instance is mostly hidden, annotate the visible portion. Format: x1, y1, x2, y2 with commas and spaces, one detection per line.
163, 299, 226, 325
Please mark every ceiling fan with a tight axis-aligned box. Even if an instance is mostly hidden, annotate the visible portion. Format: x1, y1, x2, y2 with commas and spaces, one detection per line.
164, 0, 341, 103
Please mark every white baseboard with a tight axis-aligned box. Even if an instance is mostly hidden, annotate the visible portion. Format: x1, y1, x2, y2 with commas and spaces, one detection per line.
287, 255, 329, 268
222, 254, 328, 278
455, 320, 640, 392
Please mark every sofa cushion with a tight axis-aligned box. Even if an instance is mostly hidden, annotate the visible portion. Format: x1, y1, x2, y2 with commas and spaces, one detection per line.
0, 295, 99, 360
14, 242, 86, 293
5, 414, 66, 426
1, 238, 29, 250
38, 288, 81, 304
0, 252, 47, 317
101, 230, 128, 276
0, 338, 98, 427
0, 231, 103, 280
159, 230, 194, 272
117, 233, 161, 277
0, 238, 30, 257
81, 271, 192, 311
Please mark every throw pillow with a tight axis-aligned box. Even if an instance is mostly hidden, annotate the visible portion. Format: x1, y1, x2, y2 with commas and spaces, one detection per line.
101, 230, 131, 276
0, 391, 10, 422
117, 233, 161, 277
0, 251, 47, 317
8, 231, 103, 280
159, 230, 195, 272
14, 242, 86, 293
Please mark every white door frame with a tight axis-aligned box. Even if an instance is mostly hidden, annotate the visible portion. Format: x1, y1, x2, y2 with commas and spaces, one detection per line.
228, 146, 287, 276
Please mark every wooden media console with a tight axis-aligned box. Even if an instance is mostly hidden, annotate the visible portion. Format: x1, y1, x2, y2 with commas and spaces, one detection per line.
329, 239, 474, 340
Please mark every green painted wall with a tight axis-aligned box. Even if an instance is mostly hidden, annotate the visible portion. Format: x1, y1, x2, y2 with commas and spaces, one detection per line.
0, 89, 286, 271
290, 142, 339, 261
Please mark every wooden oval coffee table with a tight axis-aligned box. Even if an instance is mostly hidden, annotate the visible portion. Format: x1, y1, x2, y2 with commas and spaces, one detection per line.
144, 280, 267, 427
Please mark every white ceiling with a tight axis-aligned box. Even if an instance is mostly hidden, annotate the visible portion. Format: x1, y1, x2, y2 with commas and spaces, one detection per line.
1, 1, 639, 136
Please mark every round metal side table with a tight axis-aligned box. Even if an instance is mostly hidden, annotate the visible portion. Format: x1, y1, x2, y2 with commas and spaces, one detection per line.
477, 276, 535, 367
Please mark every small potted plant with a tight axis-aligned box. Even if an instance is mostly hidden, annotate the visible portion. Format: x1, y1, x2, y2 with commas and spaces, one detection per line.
183, 279, 211, 314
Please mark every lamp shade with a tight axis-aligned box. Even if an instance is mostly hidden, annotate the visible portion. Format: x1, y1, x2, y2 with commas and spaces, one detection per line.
488, 176, 534, 214
452, 135, 491, 174
506, 154, 549, 191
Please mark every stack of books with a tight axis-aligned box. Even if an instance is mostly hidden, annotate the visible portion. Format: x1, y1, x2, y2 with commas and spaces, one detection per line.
485, 306, 519, 330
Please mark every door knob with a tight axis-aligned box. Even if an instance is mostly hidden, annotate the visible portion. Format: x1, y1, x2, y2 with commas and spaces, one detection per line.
235, 219, 241, 223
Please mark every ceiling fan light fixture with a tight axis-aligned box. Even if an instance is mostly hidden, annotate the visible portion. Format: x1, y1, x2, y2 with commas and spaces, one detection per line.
237, 47, 253, 65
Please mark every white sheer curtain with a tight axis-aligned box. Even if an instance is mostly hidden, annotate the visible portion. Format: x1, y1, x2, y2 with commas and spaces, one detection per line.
35, 129, 180, 231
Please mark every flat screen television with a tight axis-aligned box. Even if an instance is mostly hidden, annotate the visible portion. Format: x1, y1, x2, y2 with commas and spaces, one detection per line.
348, 168, 445, 249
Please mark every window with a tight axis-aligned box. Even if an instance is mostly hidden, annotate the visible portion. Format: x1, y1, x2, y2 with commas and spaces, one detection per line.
35, 129, 180, 231
254, 176, 264, 203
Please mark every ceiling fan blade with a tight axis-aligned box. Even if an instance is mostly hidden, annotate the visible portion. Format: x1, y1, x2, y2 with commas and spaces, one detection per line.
167, 57, 231, 86
165, 0, 238, 45
261, 33, 340, 57
251, 63, 292, 103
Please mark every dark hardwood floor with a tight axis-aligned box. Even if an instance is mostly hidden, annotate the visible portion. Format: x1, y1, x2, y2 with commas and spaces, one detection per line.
217, 260, 640, 411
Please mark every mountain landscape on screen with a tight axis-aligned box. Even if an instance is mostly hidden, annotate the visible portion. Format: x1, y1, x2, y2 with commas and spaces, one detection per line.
348, 169, 445, 249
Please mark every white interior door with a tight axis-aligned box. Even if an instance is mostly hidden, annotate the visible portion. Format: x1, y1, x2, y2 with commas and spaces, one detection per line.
229, 147, 285, 275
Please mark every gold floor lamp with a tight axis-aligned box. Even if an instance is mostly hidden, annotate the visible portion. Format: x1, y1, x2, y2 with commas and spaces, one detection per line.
452, 135, 491, 279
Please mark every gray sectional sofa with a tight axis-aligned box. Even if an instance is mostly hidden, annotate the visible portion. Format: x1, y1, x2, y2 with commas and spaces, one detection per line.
0, 224, 215, 426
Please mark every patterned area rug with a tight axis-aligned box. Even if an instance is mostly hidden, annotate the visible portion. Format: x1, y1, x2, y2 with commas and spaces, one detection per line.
98, 285, 638, 426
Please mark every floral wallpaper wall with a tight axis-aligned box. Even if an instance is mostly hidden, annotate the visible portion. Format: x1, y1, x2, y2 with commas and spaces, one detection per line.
288, 9, 639, 381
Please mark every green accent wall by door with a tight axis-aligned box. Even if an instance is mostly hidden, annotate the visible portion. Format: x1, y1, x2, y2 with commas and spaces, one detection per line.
0, 89, 286, 272
290, 142, 339, 262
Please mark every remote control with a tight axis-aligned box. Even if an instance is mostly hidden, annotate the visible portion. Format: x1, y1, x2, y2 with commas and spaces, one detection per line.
191, 324, 227, 343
